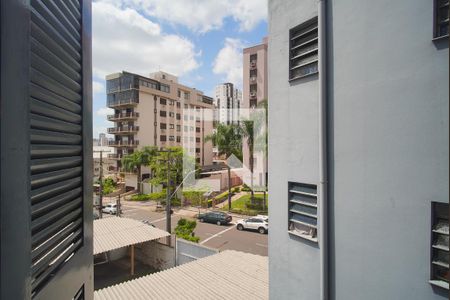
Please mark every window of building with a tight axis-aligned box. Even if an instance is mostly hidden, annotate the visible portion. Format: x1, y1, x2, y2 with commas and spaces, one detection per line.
184, 115, 188, 121
434, 0, 449, 38
250, 53, 257, 63
289, 17, 319, 81
160, 98, 167, 105
169, 124, 174, 129
288, 182, 318, 242
196, 148, 200, 153
196, 157, 201, 164
196, 127, 200, 133
169, 100, 174, 106
176, 102, 180, 108
160, 110, 166, 117
176, 113, 181, 120
169, 112, 174, 117
169, 135, 175, 141
250, 69, 257, 77
430, 202, 449, 289
184, 126, 188, 132
160, 83, 170, 93
160, 135, 167, 142
176, 136, 181, 143
184, 91, 190, 100
160, 123, 166, 129
176, 125, 181, 131
196, 137, 200, 143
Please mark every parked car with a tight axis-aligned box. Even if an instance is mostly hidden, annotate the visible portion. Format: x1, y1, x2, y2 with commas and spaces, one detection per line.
102, 203, 122, 215
236, 215, 268, 234
197, 211, 232, 225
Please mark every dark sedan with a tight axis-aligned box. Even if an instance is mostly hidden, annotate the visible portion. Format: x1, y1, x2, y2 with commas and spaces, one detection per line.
197, 211, 232, 225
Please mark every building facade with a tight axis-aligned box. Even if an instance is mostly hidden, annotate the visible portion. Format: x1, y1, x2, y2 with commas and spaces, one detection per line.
93, 146, 116, 181
214, 83, 242, 125
269, 0, 449, 299
106, 71, 214, 177
242, 37, 268, 189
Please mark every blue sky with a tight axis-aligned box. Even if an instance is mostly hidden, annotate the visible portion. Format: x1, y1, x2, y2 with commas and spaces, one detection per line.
92, 0, 268, 138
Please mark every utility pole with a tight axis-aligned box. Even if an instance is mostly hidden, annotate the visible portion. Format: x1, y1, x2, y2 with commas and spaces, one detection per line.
116, 194, 121, 217
93, 149, 111, 219
227, 164, 232, 211
166, 150, 171, 245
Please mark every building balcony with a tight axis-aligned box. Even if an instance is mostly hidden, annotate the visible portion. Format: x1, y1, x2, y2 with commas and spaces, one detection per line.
107, 126, 139, 135
250, 61, 257, 68
108, 140, 139, 147
107, 98, 138, 108
107, 112, 139, 121
107, 153, 123, 160
250, 91, 257, 98
250, 76, 257, 82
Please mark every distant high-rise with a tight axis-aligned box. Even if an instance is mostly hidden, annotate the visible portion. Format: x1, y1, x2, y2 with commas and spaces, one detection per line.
98, 133, 108, 146
214, 83, 242, 125
242, 38, 268, 189
243, 37, 268, 109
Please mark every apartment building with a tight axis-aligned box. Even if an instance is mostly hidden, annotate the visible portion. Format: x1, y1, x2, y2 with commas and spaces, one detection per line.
243, 37, 268, 109
242, 38, 268, 189
269, 0, 448, 299
106, 71, 214, 181
214, 83, 242, 125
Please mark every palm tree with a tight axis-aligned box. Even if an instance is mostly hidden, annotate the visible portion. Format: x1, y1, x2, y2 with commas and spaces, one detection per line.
205, 123, 242, 211
241, 120, 255, 203
205, 123, 243, 160
121, 146, 158, 193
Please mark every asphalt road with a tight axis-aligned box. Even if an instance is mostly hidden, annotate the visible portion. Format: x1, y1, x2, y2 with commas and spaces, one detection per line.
101, 201, 268, 256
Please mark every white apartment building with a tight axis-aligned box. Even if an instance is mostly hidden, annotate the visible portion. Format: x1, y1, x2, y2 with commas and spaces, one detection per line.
214, 83, 242, 125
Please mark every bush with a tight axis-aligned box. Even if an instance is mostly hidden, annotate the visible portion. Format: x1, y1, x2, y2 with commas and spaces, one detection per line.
160, 197, 181, 207
232, 186, 240, 193
241, 184, 251, 192
130, 189, 167, 201
174, 218, 199, 243
130, 194, 151, 201
182, 190, 205, 206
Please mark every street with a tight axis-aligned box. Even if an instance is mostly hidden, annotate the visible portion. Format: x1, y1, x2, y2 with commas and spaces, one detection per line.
101, 200, 268, 256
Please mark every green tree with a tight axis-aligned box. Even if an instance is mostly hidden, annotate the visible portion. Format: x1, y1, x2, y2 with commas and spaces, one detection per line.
174, 218, 199, 243
121, 146, 158, 193
149, 146, 196, 192
205, 123, 242, 160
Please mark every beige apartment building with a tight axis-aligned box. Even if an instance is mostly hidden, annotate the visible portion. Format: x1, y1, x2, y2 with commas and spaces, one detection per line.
105, 71, 214, 188
242, 38, 268, 189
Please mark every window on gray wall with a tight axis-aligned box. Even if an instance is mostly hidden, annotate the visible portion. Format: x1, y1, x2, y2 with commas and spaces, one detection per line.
289, 17, 319, 81
430, 202, 449, 290
288, 182, 318, 242
434, 0, 449, 38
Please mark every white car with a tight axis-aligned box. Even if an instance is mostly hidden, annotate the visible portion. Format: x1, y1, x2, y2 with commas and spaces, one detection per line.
236, 215, 268, 234
102, 203, 120, 215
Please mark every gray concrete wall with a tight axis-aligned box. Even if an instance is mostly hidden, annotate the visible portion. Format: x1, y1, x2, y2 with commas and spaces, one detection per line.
268, 0, 321, 299
328, 0, 449, 299
269, 0, 449, 299
135, 241, 175, 270
176, 238, 218, 265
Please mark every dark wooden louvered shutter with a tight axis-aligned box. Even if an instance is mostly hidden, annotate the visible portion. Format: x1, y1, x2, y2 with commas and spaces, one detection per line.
1, 0, 93, 299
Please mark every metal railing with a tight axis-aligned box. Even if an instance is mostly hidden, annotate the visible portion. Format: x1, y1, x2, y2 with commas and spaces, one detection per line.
107, 112, 139, 121
107, 126, 139, 134
108, 140, 140, 147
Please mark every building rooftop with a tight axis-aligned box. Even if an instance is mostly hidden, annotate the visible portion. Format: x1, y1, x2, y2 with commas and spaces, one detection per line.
94, 250, 268, 300
94, 217, 170, 255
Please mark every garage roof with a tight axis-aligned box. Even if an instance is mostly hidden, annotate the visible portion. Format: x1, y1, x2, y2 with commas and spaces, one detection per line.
94, 250, 268, 299
94, 217, 170, 255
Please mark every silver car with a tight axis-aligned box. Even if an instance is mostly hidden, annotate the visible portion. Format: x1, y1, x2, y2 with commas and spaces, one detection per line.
236, 215, 268, 234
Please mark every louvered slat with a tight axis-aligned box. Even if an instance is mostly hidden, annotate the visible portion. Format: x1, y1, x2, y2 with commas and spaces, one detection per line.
29, 0, 84, 296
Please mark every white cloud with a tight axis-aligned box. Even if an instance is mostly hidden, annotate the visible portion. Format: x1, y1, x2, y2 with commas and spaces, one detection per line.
93, 81, 104, 94
97, 0, 267, 33
96, 107, 114, 116
92, 2, 199, 78
212, 38, 244, 87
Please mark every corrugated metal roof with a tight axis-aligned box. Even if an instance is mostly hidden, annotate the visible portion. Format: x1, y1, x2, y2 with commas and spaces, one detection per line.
94, 217, 170, 255
94, 250, 268, 300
